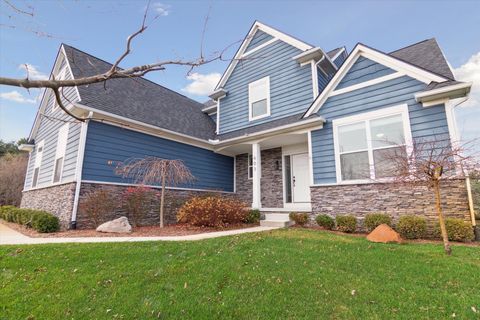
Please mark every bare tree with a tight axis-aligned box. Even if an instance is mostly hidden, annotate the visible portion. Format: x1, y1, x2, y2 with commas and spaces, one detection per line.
116, 157, 195, 227
377, 137, 478, 254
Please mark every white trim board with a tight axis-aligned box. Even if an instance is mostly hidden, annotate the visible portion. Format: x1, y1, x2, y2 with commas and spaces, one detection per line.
329, 72, 405, 97
303, 43, 449, 118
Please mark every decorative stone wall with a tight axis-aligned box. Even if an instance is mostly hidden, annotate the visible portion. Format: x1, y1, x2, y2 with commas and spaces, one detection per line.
260, 147, 283, 208
76, 183, 225, 229
20, 182, 76, 229
310, 179, 471, 232
235, 147, 283, 208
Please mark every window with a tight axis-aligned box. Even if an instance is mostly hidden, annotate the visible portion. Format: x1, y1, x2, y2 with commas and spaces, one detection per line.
333, 105, 411, 182
32, 140, 44, 188
248, 76, 270, 121
248, 154, 253, 179
52, 124, 69, 183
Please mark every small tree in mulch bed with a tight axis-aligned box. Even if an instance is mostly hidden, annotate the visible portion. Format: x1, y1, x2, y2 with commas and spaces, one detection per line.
80, 189, 116, 227
122, 186, 158, 227
116, 157, 195, 228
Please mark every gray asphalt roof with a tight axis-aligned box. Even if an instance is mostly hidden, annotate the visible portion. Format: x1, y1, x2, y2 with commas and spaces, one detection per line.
63, 44, 216, 140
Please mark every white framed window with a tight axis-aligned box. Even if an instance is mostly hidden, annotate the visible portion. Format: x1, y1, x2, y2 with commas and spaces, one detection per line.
248, 154, 253, 179
248, 76, 270, 121
51, 67, 68, 113
52, 123, 69, 183
31, 140, 44, 188
333, 104, 413, 183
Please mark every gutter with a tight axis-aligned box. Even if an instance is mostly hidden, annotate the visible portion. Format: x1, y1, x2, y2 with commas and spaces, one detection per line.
415, 82, 472, 104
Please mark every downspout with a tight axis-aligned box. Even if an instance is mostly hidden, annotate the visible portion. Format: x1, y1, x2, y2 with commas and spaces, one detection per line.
70, 111, 93, 229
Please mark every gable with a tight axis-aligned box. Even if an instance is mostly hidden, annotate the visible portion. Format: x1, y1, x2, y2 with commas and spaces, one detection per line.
336, 56, 396, 90
245, 30, 274, 52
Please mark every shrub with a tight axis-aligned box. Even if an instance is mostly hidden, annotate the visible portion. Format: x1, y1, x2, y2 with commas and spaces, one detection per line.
0, 205, 16, 219
315, 214, 335, 230
31, 212, 60, 233
177, 196, 248, 228
396, 215, 427, 239
123, 186, 158, 227
245, 209, 260, 224
336, 215, 357, 233
364, 213, 392, 232
80, 189, 116, 227
433, 218, 474, 242
289, 212, 309, 227
0, 206, 59, 233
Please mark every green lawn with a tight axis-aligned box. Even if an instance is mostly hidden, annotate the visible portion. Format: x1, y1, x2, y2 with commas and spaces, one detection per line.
1, 229, 479, 319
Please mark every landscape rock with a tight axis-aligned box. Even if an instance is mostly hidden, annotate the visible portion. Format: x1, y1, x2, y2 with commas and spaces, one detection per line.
96, 217, 132, 233
366, 224, 402, 243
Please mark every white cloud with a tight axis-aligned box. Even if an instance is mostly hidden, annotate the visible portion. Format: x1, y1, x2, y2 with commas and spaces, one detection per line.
152, 2, 170, 16
18, 64, 48, 80
0, 90, 38, 104
453, 52, 480, 108
182, 72, 221, 96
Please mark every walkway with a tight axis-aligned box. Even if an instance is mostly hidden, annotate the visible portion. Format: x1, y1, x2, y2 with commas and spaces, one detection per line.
0, 222, 279, 245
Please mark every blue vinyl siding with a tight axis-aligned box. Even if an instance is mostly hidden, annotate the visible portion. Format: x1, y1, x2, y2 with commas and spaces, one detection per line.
209, 113, 217, 123
25, 53, 81, 189
333, 51, 347, 68
82, 121, 234, 192
336, 57, 396, 90
219, 40, 313, 134
318, 69, 334, 94
245, 30, 274, 52
311, 73, 450, 185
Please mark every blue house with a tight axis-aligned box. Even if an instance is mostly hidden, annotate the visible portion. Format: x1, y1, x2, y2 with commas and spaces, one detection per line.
20, 21, 474, 229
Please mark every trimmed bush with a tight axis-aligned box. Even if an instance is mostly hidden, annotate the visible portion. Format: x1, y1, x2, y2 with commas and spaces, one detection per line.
364, 213, 392, 232
177, 196, 248, 228
315, 214, 335, 230
0, 206, 59, 233
433, 218, 474, 242
245, 209, 261, 224
289, 212, 309, 227
396, 215, 427, 239
336, 215, 357, 233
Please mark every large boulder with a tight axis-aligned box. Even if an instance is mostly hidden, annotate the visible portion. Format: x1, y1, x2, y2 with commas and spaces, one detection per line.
366, 224, 402, 243
96, 217, 132, 233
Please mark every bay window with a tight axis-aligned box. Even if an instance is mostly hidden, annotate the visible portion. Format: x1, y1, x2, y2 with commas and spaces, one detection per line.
333, 105, 412, 182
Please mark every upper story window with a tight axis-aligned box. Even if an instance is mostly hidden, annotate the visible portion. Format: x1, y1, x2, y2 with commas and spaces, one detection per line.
333, 105, 412, 183
52, 123, 69, 183
248, 76, 270, 121
32, 140, 45, 188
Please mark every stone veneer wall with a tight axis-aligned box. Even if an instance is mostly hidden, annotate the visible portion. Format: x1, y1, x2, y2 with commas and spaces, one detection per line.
235, 147, 283, 208
310, 179, 471, 232
20, 182, 77, 229
76, 183, 227, 229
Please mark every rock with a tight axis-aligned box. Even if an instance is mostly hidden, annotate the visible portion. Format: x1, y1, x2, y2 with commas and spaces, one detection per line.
96, 217, 132, 233
366, 224, 402, 243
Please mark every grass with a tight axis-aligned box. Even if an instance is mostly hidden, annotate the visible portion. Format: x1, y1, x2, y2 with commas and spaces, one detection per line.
1, 229, 479, 319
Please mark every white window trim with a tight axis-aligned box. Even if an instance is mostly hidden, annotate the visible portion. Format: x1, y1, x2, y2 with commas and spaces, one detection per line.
248, 76, 271, 121
332, 104, 413, 184
52, 123, 70, 184
31, 140, 45, 188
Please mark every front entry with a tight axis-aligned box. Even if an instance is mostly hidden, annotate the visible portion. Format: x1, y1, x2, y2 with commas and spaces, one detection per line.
284, 152, 311, 204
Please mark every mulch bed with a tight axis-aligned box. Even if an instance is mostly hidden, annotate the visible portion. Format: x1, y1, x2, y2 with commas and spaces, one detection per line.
1, 220, 259, 238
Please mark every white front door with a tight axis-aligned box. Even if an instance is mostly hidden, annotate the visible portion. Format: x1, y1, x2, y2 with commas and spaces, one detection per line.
291, 153, 310, 203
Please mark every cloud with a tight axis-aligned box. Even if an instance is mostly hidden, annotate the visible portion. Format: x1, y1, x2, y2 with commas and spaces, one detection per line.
152, 2, 170, 16
453, 51, 480, 108
0, 90, 38, 104
182, 72, 221, 96
18, 64, 48, 80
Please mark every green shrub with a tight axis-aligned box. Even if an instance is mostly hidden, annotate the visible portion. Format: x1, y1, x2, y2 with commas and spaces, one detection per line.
364, 213, 392, 232
433, 218, 474, 242
315, 214, 335, 230
336, 215, 357, 233
396, 215, 427, 239
289, 212, 309, 227
245, 209, 261, 224
31, 212, 60, 233
0, 205, 16, 219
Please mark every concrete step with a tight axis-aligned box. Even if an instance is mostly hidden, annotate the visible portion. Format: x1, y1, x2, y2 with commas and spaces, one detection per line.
264, 213, 290, 221
260, 220, 294, 228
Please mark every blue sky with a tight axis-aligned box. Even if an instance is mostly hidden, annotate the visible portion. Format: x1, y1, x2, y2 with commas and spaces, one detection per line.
0, 0, 479, 145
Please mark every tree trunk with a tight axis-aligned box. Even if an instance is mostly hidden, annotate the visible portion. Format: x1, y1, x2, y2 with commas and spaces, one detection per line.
159, 170, 166, 228
433, 179, 451, 255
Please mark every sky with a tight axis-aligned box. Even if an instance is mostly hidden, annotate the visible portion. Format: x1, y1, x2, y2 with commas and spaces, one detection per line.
0, 0, 479, 147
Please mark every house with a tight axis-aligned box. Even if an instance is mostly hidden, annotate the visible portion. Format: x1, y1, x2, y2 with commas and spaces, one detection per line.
20, 21, 474, 229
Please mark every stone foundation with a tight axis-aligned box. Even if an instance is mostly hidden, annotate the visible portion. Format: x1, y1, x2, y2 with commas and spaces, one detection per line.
21, 182, 76, 229
76, 183, 226, 229
310, 179, 471, 232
